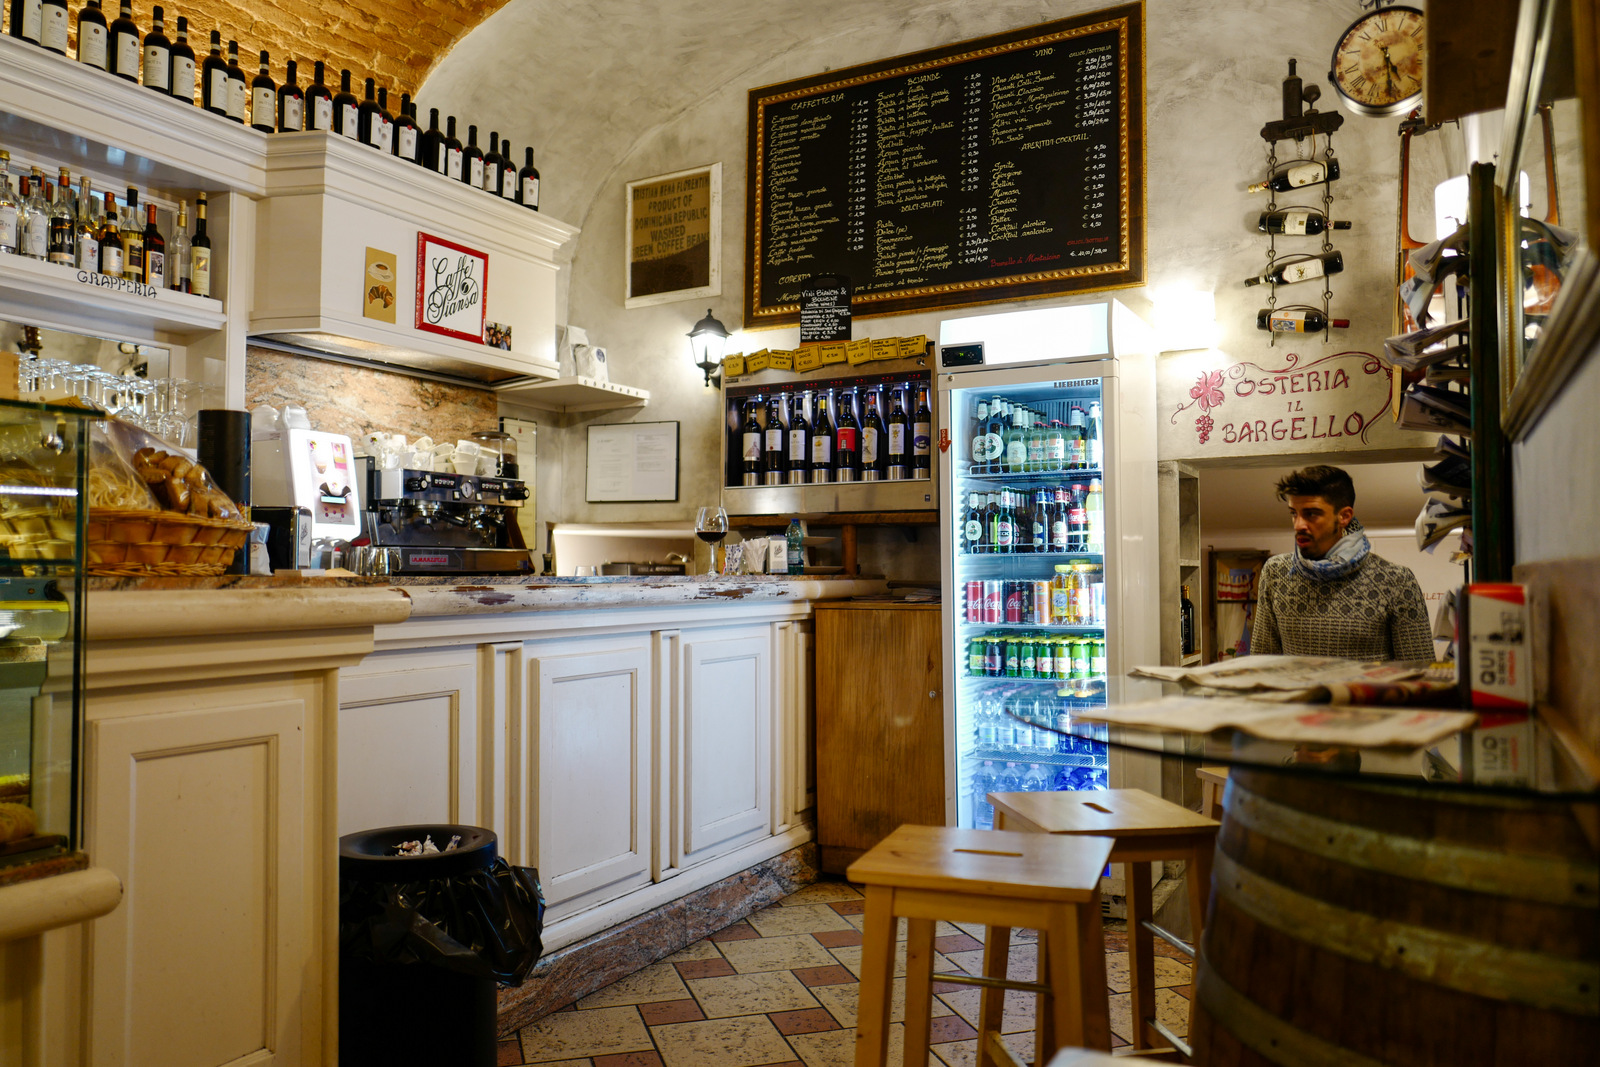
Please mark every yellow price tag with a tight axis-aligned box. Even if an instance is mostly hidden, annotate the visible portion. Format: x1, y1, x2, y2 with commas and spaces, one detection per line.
821, 343, 849, 365
768, 349, 795, 371
722, 353, 746, 377
745, 350, 771, 373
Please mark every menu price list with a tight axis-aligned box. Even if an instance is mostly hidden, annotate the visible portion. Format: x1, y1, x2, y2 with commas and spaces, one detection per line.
753, 19, 1130, 315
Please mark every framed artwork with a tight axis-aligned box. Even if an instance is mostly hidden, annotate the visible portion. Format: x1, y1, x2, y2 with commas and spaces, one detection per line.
415, 232, 489, 343
625, 163, 721, 308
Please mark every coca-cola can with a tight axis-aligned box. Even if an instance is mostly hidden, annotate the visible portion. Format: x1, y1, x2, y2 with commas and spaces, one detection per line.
982, 580, 1003, 624
1003, 581, 1024, 624
965, 581, 985, 623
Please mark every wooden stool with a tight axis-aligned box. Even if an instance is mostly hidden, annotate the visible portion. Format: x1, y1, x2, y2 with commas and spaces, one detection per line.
846, 824, 1114, 1067
1196, 766, 1229, 820
988, 790, 1219, 1060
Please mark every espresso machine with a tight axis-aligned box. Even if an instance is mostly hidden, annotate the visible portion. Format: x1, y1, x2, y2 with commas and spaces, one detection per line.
361, 459, 534, 574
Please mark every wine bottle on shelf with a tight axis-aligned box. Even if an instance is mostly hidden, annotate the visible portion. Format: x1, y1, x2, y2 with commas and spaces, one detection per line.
332, 69, 358, 138
277, 59, 303, 131
497, 139, 517, 200
120, 187, 143, 280
443, 116, 463, 180
912, 384, 932, 478
834, 389, 860, 482
141, 202, 163, 286
462, 124, 484, 187
1255, 308, 1349, 334
8, 0, 42, 45
482, 133, 503, 196
47, 174, 74, 265
73, 176, 98, 271
169, 16, 194, 102
357, 77, 381, 148
108, 0, 139, 81
0, 153, 17, 257
739, 398, 761, 486
392, 94, 418, 162
517, 146, 539, 210
1248, 158, 1340, 193
224, 40, 247, 123
169, 199, 189, 291
200, 31, 227, 115
97, 191, 122, 276
763, 392, 786, 485
375, 88, 393, 152
76, 0, 107, 70
860, 388, 886, 480
787, 389, 810, 484
189, 192, 211, 298
249, 51, 276, 132
21, 170, 47, 260
39, 0, 66, 54
886, 387, 909, 480
421, 107, 446, 173
1257, 209, 1351, 236
141, 6, 170, 91
1244, 250, 1343, 287
1180, 584, 1196, 656
810, 391, 834, 483
306, 60, 333, 131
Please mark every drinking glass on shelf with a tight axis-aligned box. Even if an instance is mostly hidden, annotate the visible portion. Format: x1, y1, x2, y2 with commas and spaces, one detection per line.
695, 506, 729, 574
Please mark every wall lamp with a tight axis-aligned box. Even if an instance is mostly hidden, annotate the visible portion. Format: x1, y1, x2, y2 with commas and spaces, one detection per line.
687, 309, 730, 388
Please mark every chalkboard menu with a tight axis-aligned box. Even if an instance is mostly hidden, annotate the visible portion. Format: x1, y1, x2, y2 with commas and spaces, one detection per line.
746, 4, 1144, 328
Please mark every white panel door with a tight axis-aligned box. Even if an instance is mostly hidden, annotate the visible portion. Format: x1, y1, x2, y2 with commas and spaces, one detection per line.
680, 631, 770, 866
88, 701, 307, 1067
338, 652, 479, 837
528, 640, 653, 917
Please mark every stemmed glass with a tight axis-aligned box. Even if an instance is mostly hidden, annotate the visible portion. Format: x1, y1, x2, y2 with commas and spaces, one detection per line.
695, 506, 729, 574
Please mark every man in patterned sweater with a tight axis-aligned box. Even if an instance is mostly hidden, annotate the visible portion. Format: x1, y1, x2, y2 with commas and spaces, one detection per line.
1251, 465, 1435, 662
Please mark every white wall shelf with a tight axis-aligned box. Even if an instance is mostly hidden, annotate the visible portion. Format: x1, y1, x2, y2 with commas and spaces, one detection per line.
497, 376, 650, 413
0, 255, 226, 344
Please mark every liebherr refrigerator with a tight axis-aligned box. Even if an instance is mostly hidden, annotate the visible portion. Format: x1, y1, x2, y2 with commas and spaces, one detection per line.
936, 301, 1161, 831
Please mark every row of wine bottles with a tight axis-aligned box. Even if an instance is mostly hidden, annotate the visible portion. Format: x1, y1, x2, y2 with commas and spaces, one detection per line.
4, 1, 541, 209
0, 152, 213, 295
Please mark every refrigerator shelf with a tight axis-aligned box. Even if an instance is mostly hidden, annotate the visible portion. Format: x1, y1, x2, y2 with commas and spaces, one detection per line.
961, 672, 1107, 687
958, 621, 1107, 632
967, 749, 1107, 768
956, 467, 1104, 482
954, 551, 1105, 563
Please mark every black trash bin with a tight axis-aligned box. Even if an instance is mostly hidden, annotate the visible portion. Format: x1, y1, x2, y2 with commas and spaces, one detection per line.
339, 824, 545, 1067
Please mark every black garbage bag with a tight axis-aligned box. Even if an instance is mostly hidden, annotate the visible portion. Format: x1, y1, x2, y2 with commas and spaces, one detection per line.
338, 824, 545, 985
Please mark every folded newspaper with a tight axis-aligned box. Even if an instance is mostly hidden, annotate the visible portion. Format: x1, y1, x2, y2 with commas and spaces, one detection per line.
1079, 694, 1475, 747
1130, 655, 1427, 691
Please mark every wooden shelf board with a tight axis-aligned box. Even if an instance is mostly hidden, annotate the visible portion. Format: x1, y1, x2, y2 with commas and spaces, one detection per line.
729, 510, 938, 528
1178, 558, 1202, 568
1180, 652, 1203, 666
497, 375, 649, 412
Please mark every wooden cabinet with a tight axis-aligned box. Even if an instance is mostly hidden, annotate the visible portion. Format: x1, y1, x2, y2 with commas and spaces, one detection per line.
814, 603, 945, 874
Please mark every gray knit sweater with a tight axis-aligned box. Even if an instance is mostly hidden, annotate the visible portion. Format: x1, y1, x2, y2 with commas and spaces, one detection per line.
1250, 552, 1435, 662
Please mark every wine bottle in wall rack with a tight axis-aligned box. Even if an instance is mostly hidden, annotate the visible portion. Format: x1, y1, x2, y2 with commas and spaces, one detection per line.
498, 139, 517, 200
47, 172, 74, 265
189, 192, 211, 298
278, 60, 303, 131
421, 107, 445, 173
357, 77, 381, 148
483, 133, 503, 195
443, 116, 463, 180
376, 87, 394, 152
332, 69, 359, 139
8, 0, 41, 45
142, 202, 164, 286
1257, 208, 1351, 236
518, 147, 540, 210
75, 0, 107, 69
39, 0, 67, 55
1248, 158, 1340, 193
225, 40, 248, 123
141, 6, 170, 91
200, 31, 226, 115
169, 199, 189, 291
1255, 308, 1349, 334
463, 124, 484, 187
307, 60, 333, 131
1244, 250, 1344, 287
108, 0, 139, 81
393, 94, 419, 163
250, 51, 276, 132
74, 177, 98, 271
120, 187, 143, 280
169, 16, 194, 102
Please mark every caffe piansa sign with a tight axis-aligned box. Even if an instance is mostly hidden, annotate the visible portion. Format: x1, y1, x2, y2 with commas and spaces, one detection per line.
415, 232, 489, 344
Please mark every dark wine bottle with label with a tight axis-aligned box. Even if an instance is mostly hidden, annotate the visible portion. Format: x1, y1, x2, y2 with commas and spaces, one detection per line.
39, 0, 67, 54
141, 6, 170, 90
834, 390, 860, 482
1244, 250, 1344, 287
9, 0, 42, 45
482, 133, 504, 195
121, 187, 144, 280
142, 202, 164, 286
1248, 158, 1340, 193
250, 51, 276, 132
76, 0, 108, 70
307, 60, 333, 131
224, 40, 247, 123
421, 108, 445, 173
763, 393, 786, 484
462, 124, 484, 187
357, 76, 381, 148
1255, 308, 1350, 334
886, 387, 909, 480
860, 388, 886, 480
518, 147, 540, 210
497, 139, 517, 200
200, 30, 226, 115
912, 384, 932, 477
278, 59, 303, 131
1256, 208, 1351, 236
811, 393, 834, 483
168, 16, 194, 102
443, 116, 463, 180
108, 0, 139, 81
393, 94, 419, 162
98, 191, 123, 278
190, 192, 212, 298
787, 390, 810, 484
332, 69, 359, 139
739, 399, 762, 486
375, 88, 393, 152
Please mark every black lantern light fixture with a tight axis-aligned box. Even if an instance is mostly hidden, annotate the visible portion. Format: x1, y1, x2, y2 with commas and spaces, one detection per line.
687, 308, 730, 388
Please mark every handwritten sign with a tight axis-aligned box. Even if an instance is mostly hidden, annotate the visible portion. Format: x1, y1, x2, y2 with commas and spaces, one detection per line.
799, 275, 852, 343
415, 233, 488, 344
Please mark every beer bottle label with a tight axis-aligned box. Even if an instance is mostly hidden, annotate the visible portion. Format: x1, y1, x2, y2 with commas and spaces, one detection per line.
1006, 440, 1026, 467
964, 519, 982, 543
997, 521, 1014, 547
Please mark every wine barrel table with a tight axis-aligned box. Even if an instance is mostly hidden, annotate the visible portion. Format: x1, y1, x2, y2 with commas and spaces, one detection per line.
1189, 767, 1600, 1065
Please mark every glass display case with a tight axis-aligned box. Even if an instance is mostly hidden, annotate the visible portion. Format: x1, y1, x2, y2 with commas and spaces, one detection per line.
0, 397, 92, 870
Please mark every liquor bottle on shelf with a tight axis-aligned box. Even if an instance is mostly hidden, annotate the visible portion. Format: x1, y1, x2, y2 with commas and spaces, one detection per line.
76, 0, 107, 70
786, 389, 810, 484
169, 199, 189, 291
189, 192, 211, 298
1086, 401, 1102, 468
39, 0, 66, 54
249, 51, 276, 133
120, 187, 143, 280
141, 202, 163, 285
421, 108, 446, 172
1244, 250, 1343, 287
1248, 158, 1340, 193
860, 387, 886, 480
1257, 208, 1351, 236
332, 69, 358, 139
810, 391, 834, 483
52, 165, 72, 216
834, 388, 860, 481
108, 0, 139, 81
393, 94, 419, 162
141, 6, 170, 91
73, 176, 98, 271
169, 16, 194, 102
497, 138, 517, 200
357, 77, 381, 148
1180, 584, 1196, 655
224, 40, 247, 123
462, 124, 484, 187
20, 170, 47, 260
306, 60, 333, 131
97, 191, 122, 276
46, 168, 72, 265
886, 387, 909, 480
518, 146, 539, 210
483, 133, 503, 195
278, 59, 303, 131
912, 384, 932, 478
739, 397, 761, 487
1255, 308, 1349, 334
200, 31, 227, 115
376, 88, 394, 152
763, 392, 786, 485
443, 116, 463, 180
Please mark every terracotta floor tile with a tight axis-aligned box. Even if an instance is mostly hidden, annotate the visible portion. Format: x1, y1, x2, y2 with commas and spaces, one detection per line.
829, 940, 954, 980
708, 922, 762, 943
592, 1055, 663, 1067
934, 933, 983, 955
827, 899, 866, 916
927, 1016, 979, 1044
1108, 987, 1192, 1044
639, 998, 706, 1026
791, 964, 856, 987
768, 1007, 842, 1036
498, 1038, 525, 1065
930, 980, 966, 994
746, 904, 855, 937
676, 957, 737, 980
1104, 950, 1191, 994
651, 1015, 797, 1067
931, 1038, 976, 1066
811, 975, 954, 1028
519, 1005, 653, 1062
687, 970, 820, 1019
717, 933, 840, 974
578, 963, 691, 1009
811, 929, 863, 949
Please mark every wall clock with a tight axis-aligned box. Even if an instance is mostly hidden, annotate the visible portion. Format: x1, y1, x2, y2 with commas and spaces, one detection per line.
1329, 5, 1426, 117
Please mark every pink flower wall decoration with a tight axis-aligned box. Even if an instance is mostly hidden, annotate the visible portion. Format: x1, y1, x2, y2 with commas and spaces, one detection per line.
1190, 370, 1225, 412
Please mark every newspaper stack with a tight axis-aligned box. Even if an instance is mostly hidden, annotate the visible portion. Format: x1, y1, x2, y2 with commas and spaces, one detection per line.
1398, 383, 1472, 435
1417, 492, 1471, 552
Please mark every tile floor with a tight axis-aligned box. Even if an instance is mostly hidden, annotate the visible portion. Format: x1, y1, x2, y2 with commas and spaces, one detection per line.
502, 880, 1193, 1067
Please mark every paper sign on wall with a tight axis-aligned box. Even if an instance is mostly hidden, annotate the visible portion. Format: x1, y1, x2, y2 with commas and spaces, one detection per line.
363, 247, 398, 323
415, 233, 489, 344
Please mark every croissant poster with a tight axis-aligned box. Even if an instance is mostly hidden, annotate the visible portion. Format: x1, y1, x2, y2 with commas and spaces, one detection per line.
363, 247, 398, 323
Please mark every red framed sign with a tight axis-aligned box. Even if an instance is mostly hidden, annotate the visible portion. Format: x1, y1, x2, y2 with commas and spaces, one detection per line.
415, 232, 489, 343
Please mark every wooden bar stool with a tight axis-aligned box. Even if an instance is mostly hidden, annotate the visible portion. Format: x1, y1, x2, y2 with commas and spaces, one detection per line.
1196, 766, 1229, 820
987, 790, 1219, 1060
846, 824, 1115, 1067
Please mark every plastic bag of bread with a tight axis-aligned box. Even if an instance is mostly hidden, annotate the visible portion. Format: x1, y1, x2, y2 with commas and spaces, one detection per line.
91, 417, 242, 521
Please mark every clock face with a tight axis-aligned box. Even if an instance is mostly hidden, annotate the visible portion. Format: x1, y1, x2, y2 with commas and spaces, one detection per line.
1330, 5, 1426, 117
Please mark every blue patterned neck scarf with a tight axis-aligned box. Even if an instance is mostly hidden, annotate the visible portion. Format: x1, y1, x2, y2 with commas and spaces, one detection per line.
1292, 517, 1370, 581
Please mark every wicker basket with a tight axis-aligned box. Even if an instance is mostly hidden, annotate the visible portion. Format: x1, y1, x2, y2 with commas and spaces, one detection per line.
85, 508, 254, 576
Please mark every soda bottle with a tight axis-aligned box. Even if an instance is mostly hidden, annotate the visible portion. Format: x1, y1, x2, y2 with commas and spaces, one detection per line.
967, 635, 985, 677
1019, 637, 1036, 678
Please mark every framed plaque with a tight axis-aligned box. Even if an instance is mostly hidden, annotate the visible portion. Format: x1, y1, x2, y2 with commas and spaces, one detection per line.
416, 232, 489, 344
626, 163, 722, 308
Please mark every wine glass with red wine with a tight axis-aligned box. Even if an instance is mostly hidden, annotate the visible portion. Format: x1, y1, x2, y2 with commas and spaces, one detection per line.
695, 506, 729, 545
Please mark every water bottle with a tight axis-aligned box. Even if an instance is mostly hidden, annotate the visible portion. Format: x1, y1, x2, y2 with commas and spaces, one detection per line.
971, 761, 997, 829
785, 517, 803, 575
1051, 767, 1073, 791
1021, 764, 1049, 792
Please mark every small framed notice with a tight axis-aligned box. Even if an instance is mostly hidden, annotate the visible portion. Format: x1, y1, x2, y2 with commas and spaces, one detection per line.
625, 163, 721, 308
416, 232, 488, 343
799, 274, 851, 343
585, 421, 680, 503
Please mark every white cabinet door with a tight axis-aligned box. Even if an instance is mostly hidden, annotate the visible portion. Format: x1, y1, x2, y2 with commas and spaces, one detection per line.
528, 640, 653, 919
772, 620, 816, 834
338, 650, 480, 837
679, 631, 771, 868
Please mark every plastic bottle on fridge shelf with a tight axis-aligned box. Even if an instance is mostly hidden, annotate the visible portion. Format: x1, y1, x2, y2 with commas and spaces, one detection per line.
974, 699, 999, 749
993, 762, 1023, 800
1022, 764, 1049, 793
1051, 766, 1074, 791
971, 762, 997, 830
1086, 478, 1105, 553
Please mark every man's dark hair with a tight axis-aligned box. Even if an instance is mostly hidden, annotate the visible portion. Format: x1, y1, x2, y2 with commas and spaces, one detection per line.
1275, 465, 1355, 511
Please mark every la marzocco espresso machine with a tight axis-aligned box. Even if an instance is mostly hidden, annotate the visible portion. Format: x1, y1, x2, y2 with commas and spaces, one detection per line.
362, 460, 534, 574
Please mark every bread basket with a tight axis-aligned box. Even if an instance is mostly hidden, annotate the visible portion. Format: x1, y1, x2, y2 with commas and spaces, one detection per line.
84, 507, 254, 576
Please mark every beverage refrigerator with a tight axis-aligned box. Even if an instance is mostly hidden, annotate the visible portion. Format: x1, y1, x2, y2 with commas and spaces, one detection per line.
936, 301, 1161, 831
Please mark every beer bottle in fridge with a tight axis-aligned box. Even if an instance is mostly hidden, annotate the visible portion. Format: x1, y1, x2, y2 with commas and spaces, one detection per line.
787, 389, 810, 484
1031, 488, 1050, 553
834, 389, 860, 481
913, 385, 932, 478
886, 387, 909, 480
970, 396, 990, 469
1050, 486, 1071, 552
763, 392, 786, 484
811, 392, 834, 483
963, 491, 985, 554
740, 398, 762, 486
984, 397, 1006, 474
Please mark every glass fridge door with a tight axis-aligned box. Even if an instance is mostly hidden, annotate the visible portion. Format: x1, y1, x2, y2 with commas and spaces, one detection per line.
946, 376, 1111, 829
